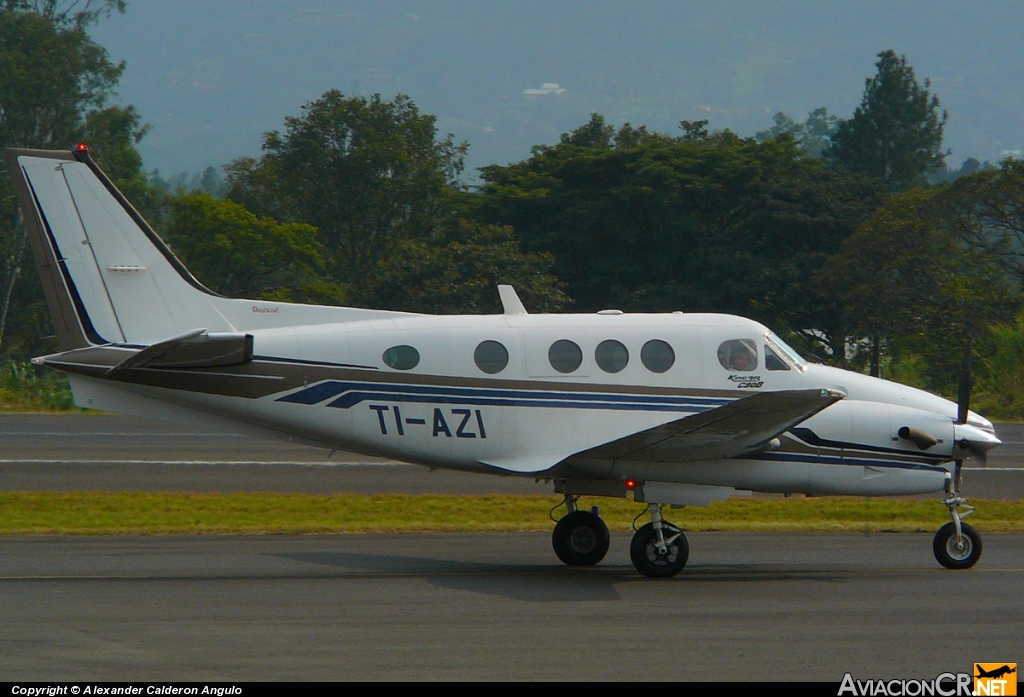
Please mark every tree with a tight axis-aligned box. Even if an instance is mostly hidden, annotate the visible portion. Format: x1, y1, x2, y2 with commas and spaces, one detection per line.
164, 192, 343, 304
80, 104, 162, 220
473, 115, 882, 357
226, 91, 468, 300
363, 219, 568, 314
0, 7, 124, 148
756, 107, 838, 159
1, 1, 125, 30
0, 3, 130, 355
939, 158, 1024, 288
830, 50, 948, 191
824, 188, 1018, 384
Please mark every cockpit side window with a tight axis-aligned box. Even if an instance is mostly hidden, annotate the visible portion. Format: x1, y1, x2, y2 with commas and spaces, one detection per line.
717, 339, 758, 372
765, 332, 807, 370
765, 344, 791, 371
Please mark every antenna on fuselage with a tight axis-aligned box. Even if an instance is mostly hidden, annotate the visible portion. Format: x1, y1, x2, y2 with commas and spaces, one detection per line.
498, 285, 528, 315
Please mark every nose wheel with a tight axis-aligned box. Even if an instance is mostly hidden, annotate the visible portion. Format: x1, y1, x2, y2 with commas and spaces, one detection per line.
933, 521, 982, 569
934, 463, 982, 569
551, 499, 610, 566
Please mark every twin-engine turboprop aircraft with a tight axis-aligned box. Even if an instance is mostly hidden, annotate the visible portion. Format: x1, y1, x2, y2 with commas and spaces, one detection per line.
5, 146, 1001, 577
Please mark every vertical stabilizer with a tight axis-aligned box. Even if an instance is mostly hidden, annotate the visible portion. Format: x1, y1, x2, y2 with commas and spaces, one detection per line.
5, 147, 235, 350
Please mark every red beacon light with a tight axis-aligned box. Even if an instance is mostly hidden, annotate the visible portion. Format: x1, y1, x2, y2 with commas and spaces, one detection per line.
625, 479, 636, 490
75, 143, 88, 152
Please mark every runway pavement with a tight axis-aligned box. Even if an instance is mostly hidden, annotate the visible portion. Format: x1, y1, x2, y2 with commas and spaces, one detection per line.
0, 414, 1021, 680
0, 531, 1021, 681
0, 413, 548, 495
0, 413, 1022, 497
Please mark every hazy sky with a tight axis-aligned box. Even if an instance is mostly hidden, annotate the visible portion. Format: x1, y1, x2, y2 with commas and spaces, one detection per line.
91, 1, 1024, 178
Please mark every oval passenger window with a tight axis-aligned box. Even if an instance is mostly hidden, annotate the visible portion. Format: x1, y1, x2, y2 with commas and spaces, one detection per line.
640, 339, 675, 373
382, 345, 420, 370
595, 339, 629, 373
474, 340, 509, 374
548, 339, 583, 373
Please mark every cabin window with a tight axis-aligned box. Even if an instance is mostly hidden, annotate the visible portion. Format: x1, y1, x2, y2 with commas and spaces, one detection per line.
717, 339, 758, 372
382, 345, 420, 370
595, 339, 629, 373
765, 344, 790, 371
474, 340, 509, 374
640, 339, 675, 373
548, 339, 583, 373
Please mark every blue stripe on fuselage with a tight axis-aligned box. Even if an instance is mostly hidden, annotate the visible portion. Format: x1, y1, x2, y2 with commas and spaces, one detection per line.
276, 380, 730, 413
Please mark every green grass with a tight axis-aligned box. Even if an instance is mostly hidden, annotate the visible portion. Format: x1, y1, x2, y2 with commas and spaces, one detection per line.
1, 493, 1022, 535
0, 361, 77, 411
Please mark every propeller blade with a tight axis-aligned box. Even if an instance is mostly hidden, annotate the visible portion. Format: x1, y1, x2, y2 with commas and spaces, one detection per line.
956, 336, 973, 425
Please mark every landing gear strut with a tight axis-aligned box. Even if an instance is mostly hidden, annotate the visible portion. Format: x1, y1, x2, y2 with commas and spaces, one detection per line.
629, 503, 689, 578
551, 496, 610, 566
934, 463, 982, 570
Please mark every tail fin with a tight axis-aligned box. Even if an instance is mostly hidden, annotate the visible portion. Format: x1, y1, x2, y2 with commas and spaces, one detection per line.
5, 146, 234, 349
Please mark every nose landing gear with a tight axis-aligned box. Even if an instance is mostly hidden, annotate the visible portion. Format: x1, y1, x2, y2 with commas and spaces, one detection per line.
934, 465, 982, 569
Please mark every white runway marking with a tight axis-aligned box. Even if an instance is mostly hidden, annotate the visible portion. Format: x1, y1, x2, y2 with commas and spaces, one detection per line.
0, 432, 243, 437
0, 459, 403, 466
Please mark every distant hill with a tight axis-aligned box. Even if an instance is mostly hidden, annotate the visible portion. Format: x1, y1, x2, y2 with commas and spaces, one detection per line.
91, 0, 1024, 177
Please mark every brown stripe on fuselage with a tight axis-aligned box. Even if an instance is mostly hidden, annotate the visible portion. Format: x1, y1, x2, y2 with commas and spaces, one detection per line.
42, 353, 951, 466
44, 353, 749, 401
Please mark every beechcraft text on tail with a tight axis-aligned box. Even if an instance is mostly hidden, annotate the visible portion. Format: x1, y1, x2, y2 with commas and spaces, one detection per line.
4, 145, 1001, 577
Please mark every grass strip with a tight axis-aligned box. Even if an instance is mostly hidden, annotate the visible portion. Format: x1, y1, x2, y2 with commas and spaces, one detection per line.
1, 493, 1023, 535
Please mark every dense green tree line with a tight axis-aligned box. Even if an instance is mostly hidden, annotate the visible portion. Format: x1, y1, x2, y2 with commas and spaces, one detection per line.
472, 114, 884, 360
4, 5, 1024, 416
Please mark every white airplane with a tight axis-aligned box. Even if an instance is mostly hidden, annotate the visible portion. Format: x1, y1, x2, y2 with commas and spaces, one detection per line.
5, 145, 1001, 577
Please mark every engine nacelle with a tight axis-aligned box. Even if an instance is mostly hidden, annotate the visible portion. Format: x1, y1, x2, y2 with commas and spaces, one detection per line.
803, 399, 956, 459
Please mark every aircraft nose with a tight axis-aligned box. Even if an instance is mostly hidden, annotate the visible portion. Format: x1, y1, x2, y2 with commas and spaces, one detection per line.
952, 422, 1001, 461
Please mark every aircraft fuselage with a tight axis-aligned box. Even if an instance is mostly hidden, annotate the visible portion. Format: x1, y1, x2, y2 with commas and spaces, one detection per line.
60, 310, 994, 501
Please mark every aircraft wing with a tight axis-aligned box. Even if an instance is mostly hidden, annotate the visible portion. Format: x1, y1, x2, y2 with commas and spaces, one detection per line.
571, 388, 845, 464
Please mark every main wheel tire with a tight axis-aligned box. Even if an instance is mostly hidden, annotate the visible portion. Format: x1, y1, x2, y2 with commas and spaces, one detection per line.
629, 522, 689, 578
933, 521, 982, 570
552, 510, 610, 566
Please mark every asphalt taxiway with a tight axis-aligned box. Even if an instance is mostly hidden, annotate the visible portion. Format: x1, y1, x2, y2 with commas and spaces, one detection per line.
1, 532, 1021, 681
0, 414, 1021, 680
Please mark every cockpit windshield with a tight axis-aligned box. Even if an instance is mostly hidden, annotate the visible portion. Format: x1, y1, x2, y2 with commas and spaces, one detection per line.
764, 332, 807, 371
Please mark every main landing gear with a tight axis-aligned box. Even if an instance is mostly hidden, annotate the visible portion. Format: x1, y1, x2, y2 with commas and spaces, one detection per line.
550, 497, 690, 577
629, 503, 689, 578
551, 496, 610, 566
934, 465, 982, 570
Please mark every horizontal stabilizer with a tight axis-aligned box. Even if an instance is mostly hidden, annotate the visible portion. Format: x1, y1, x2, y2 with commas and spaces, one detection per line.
33, 330, 254, 375
573, 388, 845, 464
107, 329, 254, 373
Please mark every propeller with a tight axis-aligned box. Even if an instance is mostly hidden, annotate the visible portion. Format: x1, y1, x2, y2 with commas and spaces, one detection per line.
953, 334, 991, 472
956, 336, 973, 427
